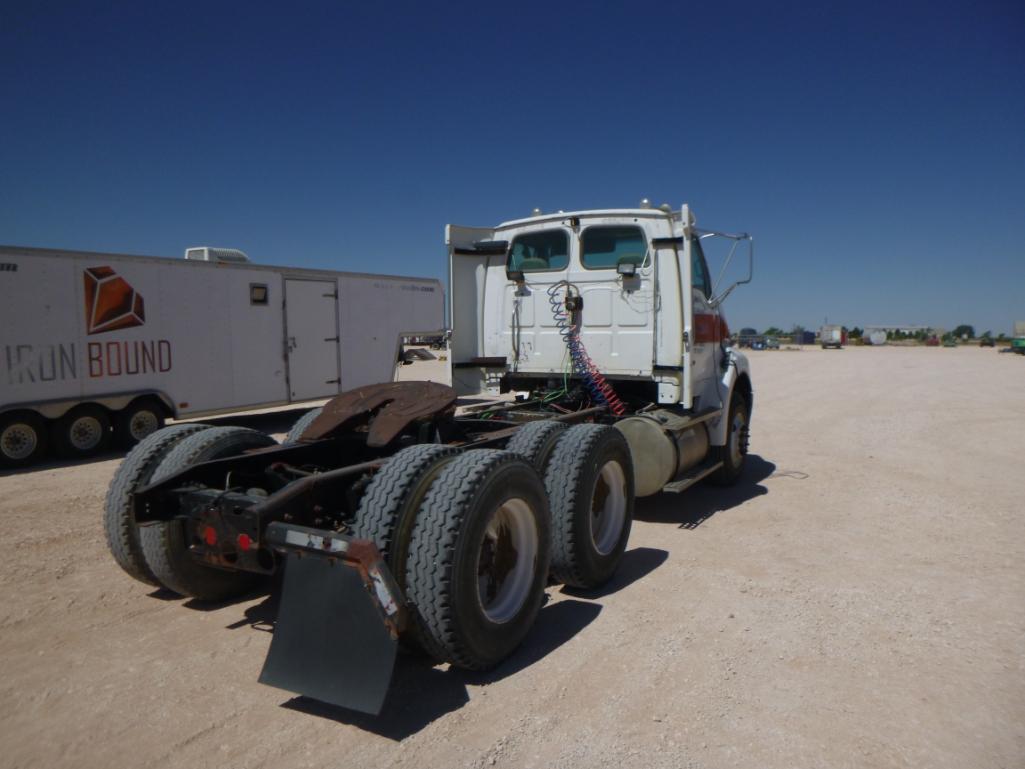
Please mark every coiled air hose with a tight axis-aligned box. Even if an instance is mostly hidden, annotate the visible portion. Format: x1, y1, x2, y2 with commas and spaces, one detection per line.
546, 282, 626, 416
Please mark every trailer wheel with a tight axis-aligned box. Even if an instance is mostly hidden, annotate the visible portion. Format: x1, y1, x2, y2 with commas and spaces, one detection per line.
406, 450, 550, 670
544, 424, 634, 589
104, 423, 212, 586
707, 390, 750, 486
113, 398, 167, 449
0, 410, 48, 468
505, 420, 567, 474
141, 426, 277, 601
351, 443, 460, 658
283, 407, 323, 445
52, 404, 111, 458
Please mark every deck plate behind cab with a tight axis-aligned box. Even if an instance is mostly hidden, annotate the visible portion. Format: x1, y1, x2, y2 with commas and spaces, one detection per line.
299, 381, 457, 447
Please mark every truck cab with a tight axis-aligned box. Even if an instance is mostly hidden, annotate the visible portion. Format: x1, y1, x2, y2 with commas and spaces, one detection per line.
447, 203, 753, 435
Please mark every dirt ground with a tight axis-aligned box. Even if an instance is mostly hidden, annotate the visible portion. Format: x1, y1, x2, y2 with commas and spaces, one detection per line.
1, 347, 1022, 769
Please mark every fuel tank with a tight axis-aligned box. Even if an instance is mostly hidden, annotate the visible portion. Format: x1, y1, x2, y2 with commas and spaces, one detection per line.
614, 410, 710, 497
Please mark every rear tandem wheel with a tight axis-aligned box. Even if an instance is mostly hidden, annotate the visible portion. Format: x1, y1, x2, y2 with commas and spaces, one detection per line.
140, 426, 278, 601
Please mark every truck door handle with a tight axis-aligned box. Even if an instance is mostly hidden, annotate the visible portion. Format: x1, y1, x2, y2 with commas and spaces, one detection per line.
288, 336, 297, 351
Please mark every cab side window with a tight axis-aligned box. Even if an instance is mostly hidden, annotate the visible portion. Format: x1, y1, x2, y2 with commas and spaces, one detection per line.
691, 237, 712, 298
508, 230, 569, 272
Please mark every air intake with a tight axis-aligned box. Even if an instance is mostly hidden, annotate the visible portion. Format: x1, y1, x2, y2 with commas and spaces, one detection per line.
184, 247, 250, 263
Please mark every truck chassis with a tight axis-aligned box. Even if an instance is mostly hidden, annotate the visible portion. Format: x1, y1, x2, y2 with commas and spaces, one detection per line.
113, 376, 749, 714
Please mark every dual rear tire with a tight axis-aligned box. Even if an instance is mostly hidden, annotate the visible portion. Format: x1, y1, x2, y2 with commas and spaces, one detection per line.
105, 423, 275, 601
355, 422, 635, 669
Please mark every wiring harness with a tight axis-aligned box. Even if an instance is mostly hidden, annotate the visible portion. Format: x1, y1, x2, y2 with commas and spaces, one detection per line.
546, 282, 626, 416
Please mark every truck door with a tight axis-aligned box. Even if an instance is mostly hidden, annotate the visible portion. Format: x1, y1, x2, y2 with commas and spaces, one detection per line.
689, 236, 721, 408
284, 279, 341, 400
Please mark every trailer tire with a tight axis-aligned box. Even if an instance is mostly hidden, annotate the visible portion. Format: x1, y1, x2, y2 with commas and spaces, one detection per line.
406, 450, 550, 670
113, 398, 167, 449
141, 426, 277, 601
505, 420, 567, 474
544, 424, 634, 589
104, 423, 212, 586
284, 407, 323, 444
0, 410, 48, 468
351, 443, 460, 658
707, 390, 749, 486
52, 404, 111, 458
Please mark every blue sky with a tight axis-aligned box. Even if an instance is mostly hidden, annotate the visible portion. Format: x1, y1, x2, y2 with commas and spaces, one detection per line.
2, 1, 1022, 333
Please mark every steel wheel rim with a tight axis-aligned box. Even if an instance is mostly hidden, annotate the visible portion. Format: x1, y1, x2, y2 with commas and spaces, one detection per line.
729, 410, 748, 467
1, 423, 37, 460
590, 460, 627, 555
476, 497, 538, 624
129, 410, 159, 441
69, 416, 103, 451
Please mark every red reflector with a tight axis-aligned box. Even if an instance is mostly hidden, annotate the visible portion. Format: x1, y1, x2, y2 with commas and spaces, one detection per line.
204, 526, 217, 546
237, 533, 252, 551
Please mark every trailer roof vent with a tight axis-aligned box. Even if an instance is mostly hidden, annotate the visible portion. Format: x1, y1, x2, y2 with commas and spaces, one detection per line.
184, 247, 250, 263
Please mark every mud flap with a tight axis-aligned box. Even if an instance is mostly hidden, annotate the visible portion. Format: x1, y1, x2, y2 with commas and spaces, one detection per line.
258, 523, 406, 715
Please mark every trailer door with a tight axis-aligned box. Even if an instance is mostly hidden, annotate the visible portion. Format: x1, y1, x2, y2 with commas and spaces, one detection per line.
284, 279, 341, 401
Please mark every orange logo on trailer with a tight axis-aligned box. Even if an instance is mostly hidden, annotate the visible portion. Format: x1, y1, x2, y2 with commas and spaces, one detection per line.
83, 267, 145, 335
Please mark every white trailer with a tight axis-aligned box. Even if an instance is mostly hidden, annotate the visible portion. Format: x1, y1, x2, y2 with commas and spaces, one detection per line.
0, 245, 443, 467
819, 324, 845, 349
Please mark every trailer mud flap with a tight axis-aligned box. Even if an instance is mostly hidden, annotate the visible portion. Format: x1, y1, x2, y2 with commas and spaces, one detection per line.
258, 523, 406, 715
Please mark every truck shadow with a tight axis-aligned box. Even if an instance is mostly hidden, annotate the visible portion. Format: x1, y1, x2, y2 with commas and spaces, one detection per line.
634, 454, 775, 529
560, 546, 668, 599
280, 598, 602, 739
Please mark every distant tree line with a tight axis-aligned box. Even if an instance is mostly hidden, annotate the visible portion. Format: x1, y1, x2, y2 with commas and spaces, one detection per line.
736, 324, 1008, 343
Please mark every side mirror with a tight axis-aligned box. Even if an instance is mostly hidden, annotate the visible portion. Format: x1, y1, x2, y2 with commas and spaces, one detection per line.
616, 261, 637, 277
506, 268, 525, 283
707, 233, 754, 307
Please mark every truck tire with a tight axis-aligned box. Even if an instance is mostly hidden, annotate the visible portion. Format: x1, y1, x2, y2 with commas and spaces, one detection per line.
104, 423, 212, 586
140, 426, 277, 601
113, 398, 167, 449
405, 450, 550, 670
707, 390, 750, 486
505, 420, 567, 474
0, 410, 48, 468
52, 404, 111, 458
283, 407, 323, 444
544, 424, 634, 589
351, 443, 460, 658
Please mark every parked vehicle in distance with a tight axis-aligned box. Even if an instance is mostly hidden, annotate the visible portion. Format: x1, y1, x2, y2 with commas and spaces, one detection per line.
819, 324, 845, 349
764, 336, 780, 349
979, 337, 995, 347
0, 245, 443, 467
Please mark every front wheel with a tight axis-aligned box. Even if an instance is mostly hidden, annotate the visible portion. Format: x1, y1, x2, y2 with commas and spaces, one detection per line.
707, 391, 750, 486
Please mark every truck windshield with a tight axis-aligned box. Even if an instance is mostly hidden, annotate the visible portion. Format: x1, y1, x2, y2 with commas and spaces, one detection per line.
508, 230, 569, 272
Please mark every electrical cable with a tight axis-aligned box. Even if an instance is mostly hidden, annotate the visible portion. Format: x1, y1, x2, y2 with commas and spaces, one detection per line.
546, 282, 626, 416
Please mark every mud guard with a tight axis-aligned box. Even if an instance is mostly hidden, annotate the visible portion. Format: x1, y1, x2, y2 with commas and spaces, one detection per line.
258, 523, 407, 715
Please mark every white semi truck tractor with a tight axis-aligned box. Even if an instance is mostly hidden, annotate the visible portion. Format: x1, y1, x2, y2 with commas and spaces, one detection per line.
105, 202, 754, 714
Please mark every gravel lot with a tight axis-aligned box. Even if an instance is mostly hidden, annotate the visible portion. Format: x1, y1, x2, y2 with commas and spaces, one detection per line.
1, 347, 1022, 769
